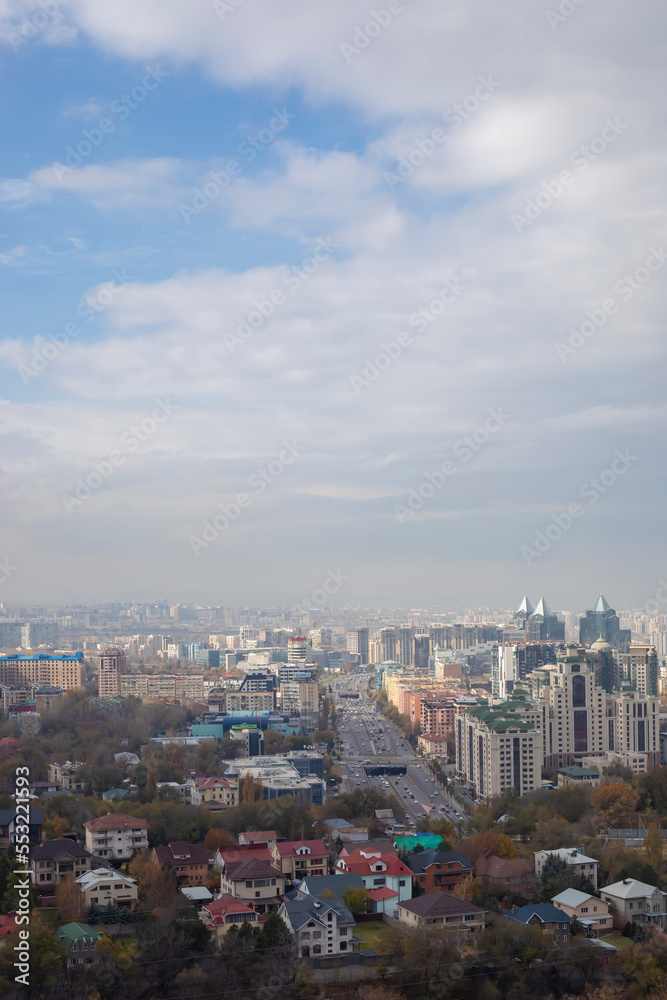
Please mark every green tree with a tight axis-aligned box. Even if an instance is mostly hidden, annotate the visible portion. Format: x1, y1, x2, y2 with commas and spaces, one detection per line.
343, 886, 370, 914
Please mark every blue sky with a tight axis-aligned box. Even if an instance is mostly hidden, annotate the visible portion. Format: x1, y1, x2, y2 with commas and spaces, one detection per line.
0, 0, 665, 609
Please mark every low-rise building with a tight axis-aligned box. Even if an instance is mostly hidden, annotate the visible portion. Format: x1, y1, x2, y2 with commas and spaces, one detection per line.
279, 896, 356, 958
191, 777, 238, 808
295, 873, 365, 900
406, 849, 473, 894
48, 760, 85, 793
83, 813, 148, 860
335, 846, 412, 903
238, 830, 278, 848
54, 922, 102, 968
0, 807, 43, 847
199, 894, 259, 942
29, 838, 102, 888
505, 903, 571, 943
557, 766, 603, 789
600, 878, 667, 931
75, 868, 138, 911
271, 840, 329, 880
552, 888, 612, 936
534, 848, 599, 889
219, 856, 287, 914
474, 851, 534, 892
397, 891, 486, 936
153, 842, 210, 886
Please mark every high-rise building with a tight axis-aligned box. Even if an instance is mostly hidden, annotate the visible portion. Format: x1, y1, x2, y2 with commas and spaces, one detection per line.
428, 624, 447, 650
0, 622, 22, 647
347, 627, 369, 665
512, 596, 534, 630
607, 688, 659, 765
414, 634, 430, 669
380, 628, 397, 662
526, 598, 565, 641
614, 645, 659, 696
586, 638, 617, 693
20, 622, 59, 649
579, 595, 631, 649
397, 626, 415, 668
0, 653, 84, 691
97, 648, 125, 697
492, 642, 560, 698
456, 695, 543, 803
287, 636, 308, 664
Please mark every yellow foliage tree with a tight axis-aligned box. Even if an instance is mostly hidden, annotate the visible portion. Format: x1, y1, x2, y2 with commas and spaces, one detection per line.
496, 833, 518, 859
592, 777, 639, 826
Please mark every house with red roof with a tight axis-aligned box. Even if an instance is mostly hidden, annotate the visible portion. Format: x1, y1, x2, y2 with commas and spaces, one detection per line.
270, 839, 329, 880
367, 886, 399, 915
474, 851, 534, 893
238, 830, 278, 848
335, 846, 413, 903
199, 894, 260, 942
219, 856, 287, 914
214, 843, 274, 872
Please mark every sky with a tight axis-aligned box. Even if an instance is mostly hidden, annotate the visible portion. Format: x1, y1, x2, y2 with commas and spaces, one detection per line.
0, 0, 665, 610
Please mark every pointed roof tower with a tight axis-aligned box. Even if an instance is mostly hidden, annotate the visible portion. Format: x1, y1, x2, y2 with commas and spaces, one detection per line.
516, 596, 534, 615
593, 594, 611, 614
532, 597, 551, 617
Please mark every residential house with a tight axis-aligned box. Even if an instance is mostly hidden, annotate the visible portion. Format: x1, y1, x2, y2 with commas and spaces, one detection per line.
199, 894, 260, 942
557, 766, 602, 789
0, 912, 18, 941
83, 813, 148, 860
552, 888, 612, 936
534, 848, 599, 889
75, 868, 138, 911
600, 878, 667, 931
397, 891, 486, 937
367, 887, 399, 915
54, 922, 102, 968
191, 777, 238, 808
29, 838, 102, 888
505, 903, 571, 943
335, 846, 413, 903
338, 839, 397, 859
271, 840, 329, 880
474, 851, 534, 893
394, 834, 447, 853
47, 761, 85, 792
238, 830, 278, 848
219, 856, 287, 914
406, 850, 473, 895
214, 843, 274, 873
153, 842, 210, 886
279, 896, 356, 958
0, 808, 43, 850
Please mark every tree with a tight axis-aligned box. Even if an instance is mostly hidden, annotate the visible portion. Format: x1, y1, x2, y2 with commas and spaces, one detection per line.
592, 776, 639, 826
55, 878, 85, 923
645, 823, 663, 872
204, 827, 235, 852
343, 886, 370, 914
496, 833, 518, 859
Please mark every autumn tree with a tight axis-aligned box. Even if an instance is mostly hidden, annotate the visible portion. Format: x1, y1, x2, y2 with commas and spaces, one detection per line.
55, 878, 85, 922
204, 827, 235, 852
343, 886, 370, 914
592, 776, 639, 826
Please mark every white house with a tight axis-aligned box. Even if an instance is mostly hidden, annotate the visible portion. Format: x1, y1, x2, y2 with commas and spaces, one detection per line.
279, 896, 356, 958
75, 868, 138, 911
534, 847, 599, 889
334, 847, 413, 903
600, 878, 667, 931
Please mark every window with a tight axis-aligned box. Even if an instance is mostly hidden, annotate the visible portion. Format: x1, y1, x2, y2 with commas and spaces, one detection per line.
399, 880, 405, 886
339, 928, 347, 936
246, 880, 253, 888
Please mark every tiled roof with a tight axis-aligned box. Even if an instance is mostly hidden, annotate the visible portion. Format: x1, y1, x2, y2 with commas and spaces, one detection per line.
601, 878, 661, 899
336, 849, 412, 878
30, 838, 91, 862
225, 857, 281, 881
273, 839, 328, 858
407, 850, 473, 875
218, 844, 273, 866
204, 894, 257, 922
506, 903, 571, 925
155, 842, 209, 865
239, 830, 277, 843
474, 851, 532, 880
367, 887, 398, 901
399, 891, 486, 918
84, 813, 148, 832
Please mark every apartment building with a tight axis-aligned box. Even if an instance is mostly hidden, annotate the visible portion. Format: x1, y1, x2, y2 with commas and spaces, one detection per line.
119, 673, 205, 701
83, 813, 149, 860
48, 760, 85, 793
0, 653, 84, 691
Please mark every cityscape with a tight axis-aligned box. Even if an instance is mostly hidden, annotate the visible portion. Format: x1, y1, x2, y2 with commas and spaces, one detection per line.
1, 0, 666, 998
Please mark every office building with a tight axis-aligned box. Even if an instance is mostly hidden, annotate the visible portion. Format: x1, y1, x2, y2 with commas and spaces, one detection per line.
579, 595, 631, 649
414, 634, 430, 669
229, 724, 264, 757
288, 636, 308, 663
20, 621, 59, 649
397, 626, 415, 668
380, 628, 398, 662
346, 627, 369, 665
526, 599, 565, 641
492, 642, 560, 699
0, 622, 22, 647
607, 688, 659, 766
97, 648, 125, 697
512, 596, 534, 630
614, 645, 659, 696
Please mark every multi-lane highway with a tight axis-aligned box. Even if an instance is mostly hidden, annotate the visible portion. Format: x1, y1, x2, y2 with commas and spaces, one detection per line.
329, 673, 467, 832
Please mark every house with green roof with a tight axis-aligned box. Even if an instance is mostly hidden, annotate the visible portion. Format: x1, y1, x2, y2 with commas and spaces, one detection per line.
54, 922, 102, 968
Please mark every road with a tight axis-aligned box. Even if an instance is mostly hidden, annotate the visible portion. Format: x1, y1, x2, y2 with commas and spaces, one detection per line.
328, 672, 467, 833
